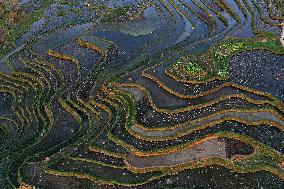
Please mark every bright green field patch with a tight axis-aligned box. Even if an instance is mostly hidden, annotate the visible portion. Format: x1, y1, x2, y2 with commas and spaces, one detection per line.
185, 61, 204, 74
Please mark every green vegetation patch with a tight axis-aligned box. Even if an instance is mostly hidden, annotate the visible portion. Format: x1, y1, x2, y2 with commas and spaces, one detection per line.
168, 32, 284, 83
185, 61, 204, 74
213, 42, 245, 78
212, 33, 284, 78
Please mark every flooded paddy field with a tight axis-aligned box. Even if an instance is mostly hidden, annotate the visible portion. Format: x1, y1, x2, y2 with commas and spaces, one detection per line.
0, 0, 283, 188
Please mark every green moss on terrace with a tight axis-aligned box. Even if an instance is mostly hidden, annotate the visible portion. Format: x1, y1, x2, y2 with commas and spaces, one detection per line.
169, 32, 284, 82
212, 32, 284, 79
185, 61, 204, 74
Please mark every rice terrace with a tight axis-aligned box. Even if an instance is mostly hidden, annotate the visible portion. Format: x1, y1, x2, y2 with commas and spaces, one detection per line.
0, 0, 284, 188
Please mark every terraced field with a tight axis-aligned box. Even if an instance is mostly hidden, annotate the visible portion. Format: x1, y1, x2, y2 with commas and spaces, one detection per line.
0, 0, 284, 188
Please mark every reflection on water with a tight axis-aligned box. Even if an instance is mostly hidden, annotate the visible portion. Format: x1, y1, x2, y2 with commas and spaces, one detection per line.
117, 7, 160, 36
